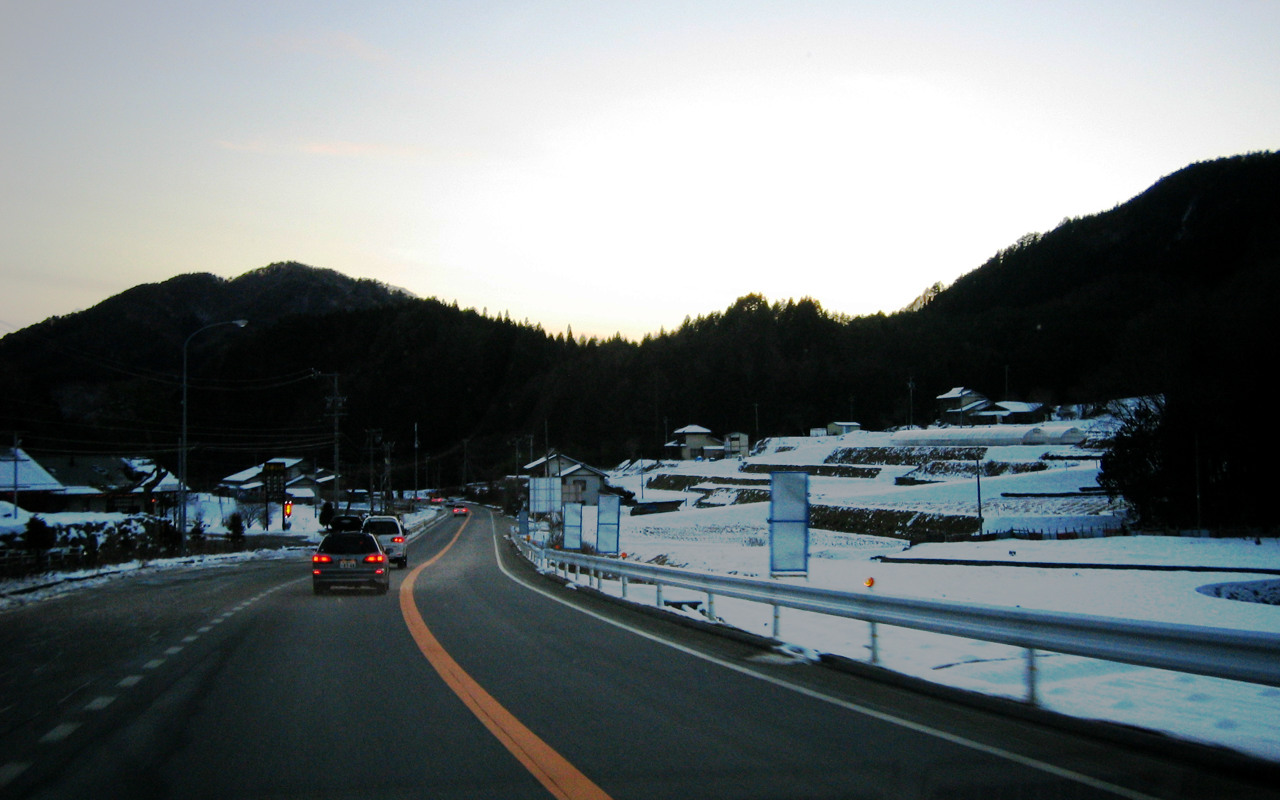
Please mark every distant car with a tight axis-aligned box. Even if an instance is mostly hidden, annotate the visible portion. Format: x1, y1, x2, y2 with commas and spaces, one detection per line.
452, 506, 468, 516
327, 514, 364, 532
363, 515, 407, 569
311, 532, 390, 595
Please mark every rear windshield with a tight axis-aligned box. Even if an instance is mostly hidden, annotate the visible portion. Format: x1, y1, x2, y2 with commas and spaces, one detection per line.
318, 533, 379, 555
364, 520, 400, 536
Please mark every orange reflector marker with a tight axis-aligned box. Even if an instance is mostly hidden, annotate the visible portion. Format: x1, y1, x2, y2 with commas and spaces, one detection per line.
865, 577, 875, 588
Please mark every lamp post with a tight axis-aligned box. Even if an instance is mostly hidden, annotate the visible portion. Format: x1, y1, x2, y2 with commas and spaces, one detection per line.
180, 319, 248, 549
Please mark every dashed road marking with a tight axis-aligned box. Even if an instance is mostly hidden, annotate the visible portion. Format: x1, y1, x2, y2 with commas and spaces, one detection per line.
39, 723, 80, 744
164, 646, 183, 656
143, 659, 164, 670
0, 762, 29, 788
83, 696, 116, 711
118, 675, 143, 687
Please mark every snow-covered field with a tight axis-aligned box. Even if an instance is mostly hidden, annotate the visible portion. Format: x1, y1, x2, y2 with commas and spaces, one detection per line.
546, 498, 1280, 763
567, 429, 1280, 763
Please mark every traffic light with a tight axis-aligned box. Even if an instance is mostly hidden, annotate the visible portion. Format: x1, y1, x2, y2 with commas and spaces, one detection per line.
284, 500, 293, 518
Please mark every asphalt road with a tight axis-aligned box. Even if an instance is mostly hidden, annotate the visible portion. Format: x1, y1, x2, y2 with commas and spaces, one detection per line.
2, 507, 1277, 799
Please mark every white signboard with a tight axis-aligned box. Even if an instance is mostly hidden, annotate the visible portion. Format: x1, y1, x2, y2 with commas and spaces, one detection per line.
596, 495, 620, 554
530, 477, 561, 514
769, 471, 809, 576
564, 502, 583, 550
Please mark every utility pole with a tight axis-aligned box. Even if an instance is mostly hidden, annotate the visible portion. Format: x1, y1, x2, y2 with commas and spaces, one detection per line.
381, 439, 394, 513
321, 373, 345, 508
7, 432, 19, 517
907, 376, 915, 428
365, 429, 381, 513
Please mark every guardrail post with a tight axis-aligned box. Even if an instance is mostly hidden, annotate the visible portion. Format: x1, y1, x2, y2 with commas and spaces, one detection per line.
868, 620, 879, 665
706, 592, 716, 622
772, 604, 781, 639
655, 583, 664, 609
621, 575, 628, 599
1025, 648, 1039, 705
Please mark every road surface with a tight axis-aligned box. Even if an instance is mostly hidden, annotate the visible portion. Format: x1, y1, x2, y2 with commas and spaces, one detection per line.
1, 506, 1276, 799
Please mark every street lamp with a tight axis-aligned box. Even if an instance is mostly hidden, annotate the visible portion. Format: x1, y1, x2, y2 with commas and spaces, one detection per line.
180, 319, 248, 548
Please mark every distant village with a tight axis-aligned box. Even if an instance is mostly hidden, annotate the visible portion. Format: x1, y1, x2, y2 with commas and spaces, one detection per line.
3, 384, 1089, 518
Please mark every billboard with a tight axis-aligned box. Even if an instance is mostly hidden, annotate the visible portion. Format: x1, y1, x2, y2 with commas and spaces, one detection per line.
530, 477, 561, 514
596, 494, 620, 555
769, 471, 809, 576
564, 502, 583, 550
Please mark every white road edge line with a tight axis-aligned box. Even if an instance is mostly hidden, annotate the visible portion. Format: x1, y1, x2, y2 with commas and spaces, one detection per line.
487, 513, 1160, 800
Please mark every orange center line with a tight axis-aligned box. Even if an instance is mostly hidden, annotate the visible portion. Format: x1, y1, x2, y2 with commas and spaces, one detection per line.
399, 511, 614, 800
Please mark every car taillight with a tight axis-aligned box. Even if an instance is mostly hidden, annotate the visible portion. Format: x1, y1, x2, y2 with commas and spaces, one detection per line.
312, 554, 332, 563
364, 553, 386, 563
392, 536, 404, 543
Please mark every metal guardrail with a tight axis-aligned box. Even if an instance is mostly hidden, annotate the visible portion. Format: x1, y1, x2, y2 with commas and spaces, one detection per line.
512, 537, 1280, 704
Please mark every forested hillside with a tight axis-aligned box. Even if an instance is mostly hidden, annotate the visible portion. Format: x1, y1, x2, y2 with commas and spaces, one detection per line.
2, 152, 1276, 521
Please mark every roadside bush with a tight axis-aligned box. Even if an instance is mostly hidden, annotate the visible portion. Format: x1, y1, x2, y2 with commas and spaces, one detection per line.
23, 515, 56, 552
227, 512, 245, 546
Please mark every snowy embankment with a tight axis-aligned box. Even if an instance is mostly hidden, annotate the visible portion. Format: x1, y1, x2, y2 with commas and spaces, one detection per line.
557, 499, 1280, 763
598, 429, 1280, 762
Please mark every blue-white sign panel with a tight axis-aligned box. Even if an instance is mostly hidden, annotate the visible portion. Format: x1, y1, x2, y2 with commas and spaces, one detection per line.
596, 495, 621, 554
530, 477, 561, 514
769, 471, 809, 575
564, 503, 583, 550
517, 508, 529, 540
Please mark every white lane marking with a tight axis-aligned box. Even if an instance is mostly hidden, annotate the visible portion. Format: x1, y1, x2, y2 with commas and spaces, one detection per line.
83, 696, 116, 711
0, 762, 29, 788
197, 626, 212, 633
182, 635, 198, 643
142, 659, 164, 670
488, 518, 1160, 800
118, 675, 143, 687
39, 723, 80, 744
164, 646, 183, 656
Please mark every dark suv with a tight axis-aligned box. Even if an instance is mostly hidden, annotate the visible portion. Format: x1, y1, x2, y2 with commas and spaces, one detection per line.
311, 532, 391, 595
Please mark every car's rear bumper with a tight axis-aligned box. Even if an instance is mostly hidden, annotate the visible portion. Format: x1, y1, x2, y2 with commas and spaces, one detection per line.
312, 568, 389, 589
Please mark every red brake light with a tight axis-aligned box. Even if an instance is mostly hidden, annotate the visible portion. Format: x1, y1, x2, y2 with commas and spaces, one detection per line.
364, 553, 386, 563
312, 554, 332, 563
392, 536, 404, 543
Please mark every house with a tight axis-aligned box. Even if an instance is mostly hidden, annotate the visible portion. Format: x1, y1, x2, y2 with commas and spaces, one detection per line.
666, 424, 725, 460
972, 401, 1049, 425
218, 458, 324, 503
0, 447, 64, 513
523, 452, 610, 506
38, 455, 180, 514
936, 387, 990, 426
1, 449, 182, 514
723, 432, 750, 458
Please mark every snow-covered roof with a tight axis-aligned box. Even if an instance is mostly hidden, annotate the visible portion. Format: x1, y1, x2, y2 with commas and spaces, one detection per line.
674, 424, 712, 434
953, 399, 989, 413
221, 457, 304, 485
936, 387, 981, 400
0, 448, 64, 493
994, 401, 1043, 414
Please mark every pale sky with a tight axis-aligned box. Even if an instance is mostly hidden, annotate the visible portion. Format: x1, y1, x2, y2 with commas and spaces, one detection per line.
2, 1, 1277, 340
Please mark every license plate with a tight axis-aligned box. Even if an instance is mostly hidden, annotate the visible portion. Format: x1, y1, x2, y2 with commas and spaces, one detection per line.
340, 559, 357, 569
